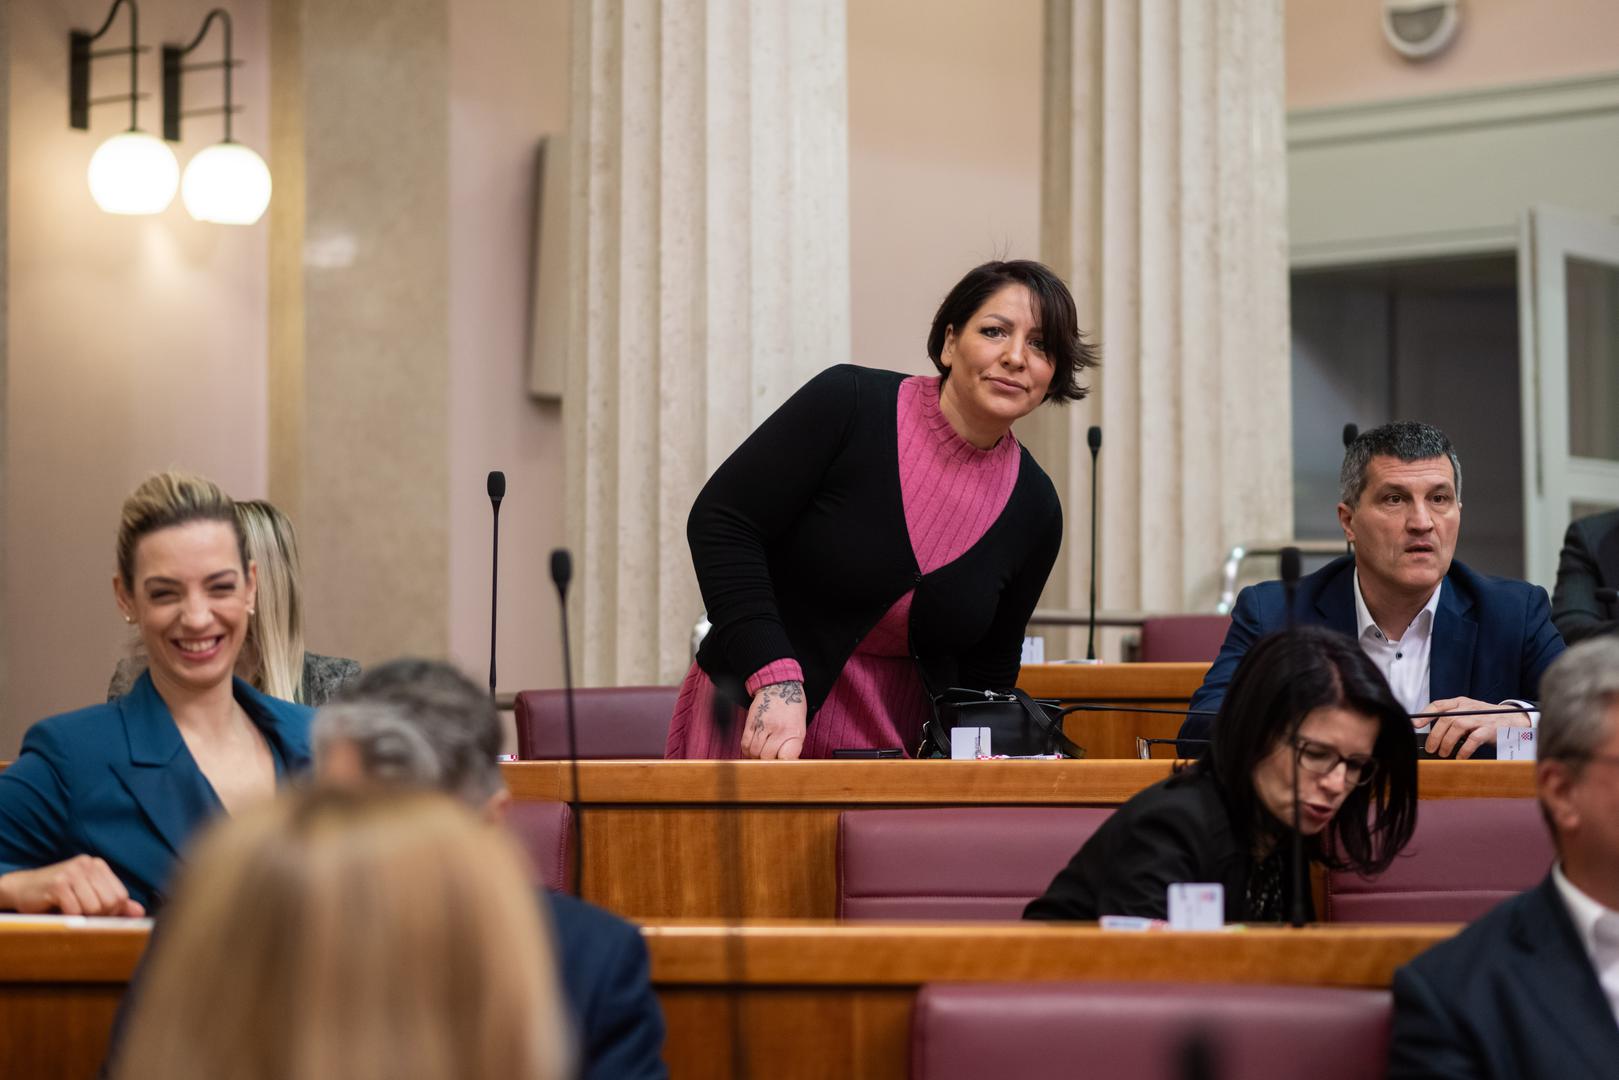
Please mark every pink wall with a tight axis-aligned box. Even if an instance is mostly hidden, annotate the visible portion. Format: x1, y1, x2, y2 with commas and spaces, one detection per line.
4, 0, 270, 751
446, 0, 569, 701
1288, 0, 1619, 109
848, 0, 1044, 373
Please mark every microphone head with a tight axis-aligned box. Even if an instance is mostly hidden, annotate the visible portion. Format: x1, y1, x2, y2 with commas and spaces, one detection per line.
549, 548, 573, 592
487, 470, 506, 504
1280, 546, 1302, 586
1087, 425, 1103, 452
1597, 587, 1619, 604
1342, 423, 1358, 449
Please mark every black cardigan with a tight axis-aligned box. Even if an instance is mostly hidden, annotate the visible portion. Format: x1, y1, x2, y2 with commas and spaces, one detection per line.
1022, 768, 1314, 923
689, 365, 1063, 720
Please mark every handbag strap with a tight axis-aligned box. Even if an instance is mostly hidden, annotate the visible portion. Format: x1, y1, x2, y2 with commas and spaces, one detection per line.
1009, 688, 1087, 759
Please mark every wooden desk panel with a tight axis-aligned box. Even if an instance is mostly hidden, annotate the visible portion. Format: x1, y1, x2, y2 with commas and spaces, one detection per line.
502, 760, 1533, 918
1016, 662, 1211, 758
0, 921, 1456, 1080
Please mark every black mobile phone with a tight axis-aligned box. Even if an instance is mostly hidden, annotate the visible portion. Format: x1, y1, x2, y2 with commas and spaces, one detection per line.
831, 747, 903, 759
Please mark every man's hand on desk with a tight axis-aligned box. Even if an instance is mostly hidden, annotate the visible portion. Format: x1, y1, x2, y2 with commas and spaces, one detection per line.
741, 681, 806, 760
1421, 698, 1531, 760
0, 856, 145, 917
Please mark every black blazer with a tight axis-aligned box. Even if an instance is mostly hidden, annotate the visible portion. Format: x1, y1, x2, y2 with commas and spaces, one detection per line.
1022, 769, 1310, 923
1552, 509, 1619, 644
1181, 555, 1566, 756
546, 891, 668, 1080
1389, 875, 1619, 1079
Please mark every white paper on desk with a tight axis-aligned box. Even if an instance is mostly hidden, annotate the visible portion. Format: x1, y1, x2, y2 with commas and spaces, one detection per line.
950, 727, 990, 759
1167, 883, 1224, 930
1021, 636, 1045, 664
1497, 726, 1537, 760
0, 913, 154, 929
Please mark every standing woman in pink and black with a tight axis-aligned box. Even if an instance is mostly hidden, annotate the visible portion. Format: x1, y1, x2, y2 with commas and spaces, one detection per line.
665, 260, 1096, 760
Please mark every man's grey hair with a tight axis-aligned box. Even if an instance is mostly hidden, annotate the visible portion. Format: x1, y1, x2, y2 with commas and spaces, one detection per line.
1539, 636, 1619, 774
314, 658, 504, 807
1339, 421, 1463, 508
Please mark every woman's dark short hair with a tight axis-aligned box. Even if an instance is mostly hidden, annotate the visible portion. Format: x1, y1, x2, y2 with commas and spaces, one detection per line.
925, 260, 1097, 404
1197, 625, 1418, 876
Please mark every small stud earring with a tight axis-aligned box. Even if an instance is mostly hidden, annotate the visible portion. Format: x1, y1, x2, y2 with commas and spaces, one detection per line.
123, 615, 134, 625
247, 607, 255, 616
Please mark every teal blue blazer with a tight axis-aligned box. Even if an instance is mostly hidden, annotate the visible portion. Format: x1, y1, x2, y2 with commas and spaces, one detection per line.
0, 672, 312, 911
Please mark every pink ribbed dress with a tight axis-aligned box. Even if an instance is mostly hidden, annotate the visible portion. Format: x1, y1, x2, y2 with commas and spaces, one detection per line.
664, 375, 1021, 758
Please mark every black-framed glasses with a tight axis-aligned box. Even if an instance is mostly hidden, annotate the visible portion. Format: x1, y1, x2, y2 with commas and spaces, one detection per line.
1294, 737, 1379, 787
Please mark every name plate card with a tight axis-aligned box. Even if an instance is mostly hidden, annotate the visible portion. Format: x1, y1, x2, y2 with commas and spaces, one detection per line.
1167, 883, 1225, 930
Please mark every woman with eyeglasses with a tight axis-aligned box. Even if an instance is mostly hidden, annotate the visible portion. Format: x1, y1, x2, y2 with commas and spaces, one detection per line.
1025, 626, 1419, 923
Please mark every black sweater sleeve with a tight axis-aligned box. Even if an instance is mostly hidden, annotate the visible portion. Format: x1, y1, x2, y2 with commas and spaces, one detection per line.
958, 481, 1062, 690
687, 365, 861, 684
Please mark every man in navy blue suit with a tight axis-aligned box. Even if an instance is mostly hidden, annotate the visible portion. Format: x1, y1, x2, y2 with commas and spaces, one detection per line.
313, 660, 668, 1080
1180, 422, 1565, 759
1388, 637, 1619, 1078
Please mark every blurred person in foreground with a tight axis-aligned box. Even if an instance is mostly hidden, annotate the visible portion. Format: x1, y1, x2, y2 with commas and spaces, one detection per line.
314, 659, 667, 1080
1027, 627, 1418, 922
0, 472, 311, 916
109, 498, 361, 704
112, 787, 569, 1080
667, 259, 1094, 759
1389, 636, 1619, 1078
1182, 422, 1564, 759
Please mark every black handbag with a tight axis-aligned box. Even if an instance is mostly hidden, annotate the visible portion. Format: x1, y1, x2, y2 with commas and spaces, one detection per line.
919, 687, 1085, 759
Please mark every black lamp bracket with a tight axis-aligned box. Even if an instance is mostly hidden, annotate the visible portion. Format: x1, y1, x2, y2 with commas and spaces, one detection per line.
163, 9, 242, 143
69, 0, 148, 132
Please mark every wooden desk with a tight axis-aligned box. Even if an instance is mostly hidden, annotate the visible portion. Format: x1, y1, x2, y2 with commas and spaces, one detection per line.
502, 760, 1534, 919
0, 919, 1456, 1080
1016, 662, 1210, 757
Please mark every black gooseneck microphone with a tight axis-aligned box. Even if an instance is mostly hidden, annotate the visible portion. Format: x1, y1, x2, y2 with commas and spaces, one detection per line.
487, 471, 506, 697
1280, 546, 1307, 929
1340, 426, 1357, 555
1086, 425, 1103, 661
548, 548, 583, 897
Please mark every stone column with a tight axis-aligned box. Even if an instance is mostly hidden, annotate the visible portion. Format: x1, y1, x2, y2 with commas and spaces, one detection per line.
1033, 0, 1291, 646
269, 0, 451, 663
566, 0, 850, 686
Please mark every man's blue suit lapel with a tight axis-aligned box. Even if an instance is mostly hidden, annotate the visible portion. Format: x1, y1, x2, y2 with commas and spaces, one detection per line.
1312, 557, 1358, 633
109, 673, 218, 860
1430, 579, 1476, 701
1509, 878, 1619, 1071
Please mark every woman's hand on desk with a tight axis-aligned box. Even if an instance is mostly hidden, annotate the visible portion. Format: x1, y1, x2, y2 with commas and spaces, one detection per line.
0, 856, 145, 917
742, 681, 807, 760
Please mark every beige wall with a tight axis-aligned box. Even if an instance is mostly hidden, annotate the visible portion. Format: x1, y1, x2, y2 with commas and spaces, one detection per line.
446, 0, 569, 694
848, 0, 1044, 372
1287, 0, 1619, 109
3, 0, 270, 750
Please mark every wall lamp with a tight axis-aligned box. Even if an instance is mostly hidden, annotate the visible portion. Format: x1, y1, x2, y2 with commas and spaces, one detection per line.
70, 0, 180, 215
163, 8, 271, 225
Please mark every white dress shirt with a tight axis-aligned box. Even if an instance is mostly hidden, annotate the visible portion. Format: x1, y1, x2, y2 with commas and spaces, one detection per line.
1553, 863, 1619, 1033
1351, 570, 1536, 733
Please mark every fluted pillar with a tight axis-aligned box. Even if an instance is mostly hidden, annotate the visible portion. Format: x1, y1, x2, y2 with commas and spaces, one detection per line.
1032, 0, 1291, 647
566, 0, 851, 685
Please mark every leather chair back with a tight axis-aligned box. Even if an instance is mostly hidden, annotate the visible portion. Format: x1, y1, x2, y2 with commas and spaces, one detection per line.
514, 685, 678, 759
1138, 615, 1232, 662
910, 982, 1391, 1080
838, 807, 1111, 919
1325, 797, 1553, 922
504, 799, 573, 893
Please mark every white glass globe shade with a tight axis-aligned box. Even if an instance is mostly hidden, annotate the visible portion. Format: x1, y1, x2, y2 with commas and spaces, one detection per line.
86, 131, 180, 215
181, 142, 273, 225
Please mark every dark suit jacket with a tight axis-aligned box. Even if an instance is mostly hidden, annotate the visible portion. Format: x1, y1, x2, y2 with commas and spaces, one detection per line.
1552, 509, 1619, 644
0, 672, 312, 910
1180, 555, 1565, 757
1022, 769, 1311, 923
1389, 875, 1619, 1079
546, 891, 668, 1080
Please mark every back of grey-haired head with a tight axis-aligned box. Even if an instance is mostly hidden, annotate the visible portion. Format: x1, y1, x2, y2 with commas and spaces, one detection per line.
320, 658, 503, 807
1339, 421, 1462, 507
1539, 636, 1619, 769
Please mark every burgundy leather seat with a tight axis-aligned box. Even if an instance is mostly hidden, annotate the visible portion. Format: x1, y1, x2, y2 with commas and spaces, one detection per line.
514, 685, 678, 759
1325, 797, 1552, 922
910, 983, 1391, 1080
838, 808, 1111, 919
1137, 615, 1233, 662
504, 799, 573, 893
